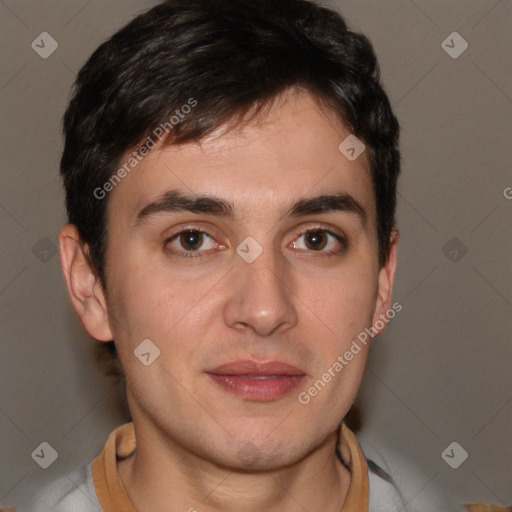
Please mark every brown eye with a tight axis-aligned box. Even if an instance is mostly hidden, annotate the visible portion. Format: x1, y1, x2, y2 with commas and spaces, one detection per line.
290, 228, 346, 255
179, 230, 205, 251
303, 230, 328, 251
165, 229, 219, 258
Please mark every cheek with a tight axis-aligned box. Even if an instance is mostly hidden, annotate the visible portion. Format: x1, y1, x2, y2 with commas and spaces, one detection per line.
296, 266, 378, 350
106, 258, 219, 358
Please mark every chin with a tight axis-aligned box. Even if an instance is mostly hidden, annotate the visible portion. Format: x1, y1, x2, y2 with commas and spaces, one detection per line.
222, 442, 301, 473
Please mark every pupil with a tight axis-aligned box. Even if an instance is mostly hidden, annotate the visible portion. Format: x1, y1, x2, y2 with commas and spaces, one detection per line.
181, 231, 202, 250
306, 231, 326, 250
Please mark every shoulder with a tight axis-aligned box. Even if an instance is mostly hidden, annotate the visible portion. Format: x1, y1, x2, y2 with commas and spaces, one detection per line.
360, 436, 408, 511
20, 464, 101, 512
356, 431, 465, 512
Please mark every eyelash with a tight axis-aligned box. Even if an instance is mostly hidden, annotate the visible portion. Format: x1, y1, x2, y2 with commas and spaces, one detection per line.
164, 226, 347, 259
294, 227, 347, 257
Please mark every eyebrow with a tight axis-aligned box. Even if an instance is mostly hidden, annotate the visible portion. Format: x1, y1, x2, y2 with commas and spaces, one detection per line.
133, 189, 366, 226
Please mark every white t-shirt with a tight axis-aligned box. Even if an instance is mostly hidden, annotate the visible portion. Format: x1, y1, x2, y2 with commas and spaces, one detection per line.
19, 424, 463, 512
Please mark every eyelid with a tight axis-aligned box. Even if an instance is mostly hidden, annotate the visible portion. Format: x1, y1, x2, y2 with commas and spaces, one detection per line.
290, 225, 347, 253
163, 225, 226, 258
163, 222, 348, 259
294, 223, 346, 240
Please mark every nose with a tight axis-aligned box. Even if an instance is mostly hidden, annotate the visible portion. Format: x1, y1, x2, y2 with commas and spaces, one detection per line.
223, 243, 298, 337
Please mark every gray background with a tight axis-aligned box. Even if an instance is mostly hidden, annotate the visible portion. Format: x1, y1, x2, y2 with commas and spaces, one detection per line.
0, 0, 510, 510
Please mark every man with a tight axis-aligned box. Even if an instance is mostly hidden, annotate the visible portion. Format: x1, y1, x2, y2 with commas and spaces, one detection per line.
27, 0, 406, 509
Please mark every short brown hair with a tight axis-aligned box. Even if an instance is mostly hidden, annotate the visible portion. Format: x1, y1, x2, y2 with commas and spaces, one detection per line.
61, 0, 400, 376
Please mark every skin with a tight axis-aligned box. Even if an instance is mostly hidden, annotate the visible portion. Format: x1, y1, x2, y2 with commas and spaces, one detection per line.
59, 87, 398, 512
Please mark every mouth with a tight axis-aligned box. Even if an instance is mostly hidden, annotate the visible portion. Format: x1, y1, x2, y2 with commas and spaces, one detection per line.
205, 360, 306, 401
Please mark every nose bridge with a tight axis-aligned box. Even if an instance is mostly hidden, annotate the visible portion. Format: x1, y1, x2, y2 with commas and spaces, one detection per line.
244, 245, 286, 297
223, 240, 298, 336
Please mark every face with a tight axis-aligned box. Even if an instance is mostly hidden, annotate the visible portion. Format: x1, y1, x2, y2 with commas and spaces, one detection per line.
79, 88, 396, 470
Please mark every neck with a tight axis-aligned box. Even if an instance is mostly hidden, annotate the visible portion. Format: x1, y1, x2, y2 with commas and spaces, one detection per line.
118, 422, 351, 512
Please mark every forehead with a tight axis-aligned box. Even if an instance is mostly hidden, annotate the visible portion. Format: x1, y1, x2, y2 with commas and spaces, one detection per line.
107, 89, 375, 224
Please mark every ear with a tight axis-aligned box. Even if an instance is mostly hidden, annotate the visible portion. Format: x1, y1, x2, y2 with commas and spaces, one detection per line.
371, 228, 399, 334
58, 224, 113, 342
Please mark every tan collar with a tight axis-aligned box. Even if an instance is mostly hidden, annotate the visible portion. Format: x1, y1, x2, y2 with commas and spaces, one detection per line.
91, 422, 369, 512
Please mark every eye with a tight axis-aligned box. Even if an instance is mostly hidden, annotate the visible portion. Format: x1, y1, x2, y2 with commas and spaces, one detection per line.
165, 229, 222, 258
290, 228, 346, 255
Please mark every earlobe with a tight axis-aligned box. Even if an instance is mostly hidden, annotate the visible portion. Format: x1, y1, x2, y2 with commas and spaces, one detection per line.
371, 229, 399, 334
58, 224, 113, 342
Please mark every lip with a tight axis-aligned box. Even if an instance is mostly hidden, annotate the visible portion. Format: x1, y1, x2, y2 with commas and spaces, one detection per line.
206, 360, 306, 401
